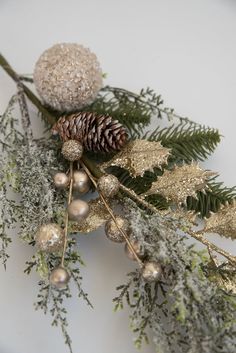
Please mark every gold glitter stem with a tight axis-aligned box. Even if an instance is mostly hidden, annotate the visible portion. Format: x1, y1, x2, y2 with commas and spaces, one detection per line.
119, 183, 159, 213
188, 230, 236, 266
61, 162, 74, 266
80, 161, 143, 267
0, 52, 56, 126
82, 157, 236, 266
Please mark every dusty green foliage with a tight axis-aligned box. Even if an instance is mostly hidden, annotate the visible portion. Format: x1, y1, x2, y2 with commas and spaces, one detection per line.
206, 262, 236, 294
0, 183, 15, 268
35, 281, 73, 353
0, 94, 22, 266
12, 139, 91, 351
114, 201, 236, 353
0, 94, 91, 352
27, 239, 92, 353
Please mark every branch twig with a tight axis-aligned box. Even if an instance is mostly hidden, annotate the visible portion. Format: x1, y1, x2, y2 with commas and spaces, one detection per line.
80, 160, 143, 267
0, 53, 55, 125
61, 162, 73, 266
188, 230, 236, 266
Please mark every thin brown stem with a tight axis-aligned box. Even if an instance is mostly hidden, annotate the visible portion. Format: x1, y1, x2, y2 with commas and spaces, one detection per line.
119, 183, 158, 214
0, 53, 56, 125
61, 162, 74, 266
80, 160, 143, 267
207, 246, 219, 268
85, 160, 236, 266
188, 230, 236, 266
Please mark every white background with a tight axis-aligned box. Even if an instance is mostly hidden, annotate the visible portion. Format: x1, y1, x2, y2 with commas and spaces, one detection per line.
0, 1, 236, 353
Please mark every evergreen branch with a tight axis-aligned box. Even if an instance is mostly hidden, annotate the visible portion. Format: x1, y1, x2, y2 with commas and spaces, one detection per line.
187, 177, 236, 217
144, 122, 221, 163
84, 86, 154, 135
50, 289, 73, 353
84, 86, 201, 136
35, 282, 73, 353
99, 86, 196, 124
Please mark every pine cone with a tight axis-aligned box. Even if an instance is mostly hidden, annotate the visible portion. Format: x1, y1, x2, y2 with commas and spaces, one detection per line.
52, 112, 128, 152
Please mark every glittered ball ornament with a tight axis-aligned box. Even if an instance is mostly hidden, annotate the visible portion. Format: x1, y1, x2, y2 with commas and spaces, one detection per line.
97, 174, 120, 198
50, 266, 70, 289
68, 199, 90, 222
35, 223, 64, 253
141, 261, 162, 282
61, 140, 83, 161
73, 170, 90, 194
33, 43, 103, 112
124, 239, 144, 261
105, 216, 129, 243
53, 172, 69, 189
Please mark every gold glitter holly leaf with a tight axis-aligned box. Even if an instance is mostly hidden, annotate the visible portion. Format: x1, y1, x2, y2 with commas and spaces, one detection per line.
101, 139, 171, 177
203, 201, 236, 239
145, 163, 216, 204
70, 198, 110, 233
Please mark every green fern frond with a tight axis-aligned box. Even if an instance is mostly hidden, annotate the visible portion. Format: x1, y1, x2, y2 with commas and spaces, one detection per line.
187, 177, 236, 217
142, 122, 221, 163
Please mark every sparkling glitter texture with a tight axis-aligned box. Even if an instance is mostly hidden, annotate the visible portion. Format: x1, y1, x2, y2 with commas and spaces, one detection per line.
61, 140, 83, 161
102, 140, 171, 177
71, 198, 110, 233
97, 174, 120, 198
35, 223, 64, 253
34, 43, 103, 112
146, 162, 216, 204
105, 216, 130, 243
204, 201, 236, 239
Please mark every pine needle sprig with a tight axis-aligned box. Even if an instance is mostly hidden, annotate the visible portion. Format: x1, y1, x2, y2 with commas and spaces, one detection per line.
187, 177, 236, 217
85, 86, 200, 136
143, 122, 221, 163
35, 282, 73, 353
84, 86, 153, 135
30, 239, 92, 353
50, 288, 73, 353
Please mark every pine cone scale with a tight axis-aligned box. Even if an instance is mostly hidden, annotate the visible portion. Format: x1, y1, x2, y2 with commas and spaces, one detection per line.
52, 112, 128, 152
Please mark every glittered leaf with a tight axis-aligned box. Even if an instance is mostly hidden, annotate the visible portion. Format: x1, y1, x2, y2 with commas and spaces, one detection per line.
146, 163, 216, 204
70, 198, 110, 233
102, 139, 171, 177
204, 201, 236, 239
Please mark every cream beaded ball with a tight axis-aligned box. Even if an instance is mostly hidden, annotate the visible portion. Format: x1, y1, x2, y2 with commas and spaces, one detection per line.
33, 43, 103, 112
